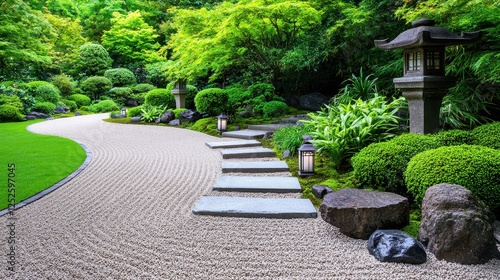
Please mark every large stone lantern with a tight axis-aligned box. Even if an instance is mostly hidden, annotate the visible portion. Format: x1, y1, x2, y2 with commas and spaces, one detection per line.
375, 18, 480, 134
171, 79, 189, 109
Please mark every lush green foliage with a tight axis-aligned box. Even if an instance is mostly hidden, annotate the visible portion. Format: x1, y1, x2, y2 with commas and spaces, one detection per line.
108, 87, 133, 104
185, 85, 198, 110
140, 105, 165, 122
104, 68, 137, 87
61, 99, 77, 111
434, 129, 475, 146
133, 83, 155, 93
0, 120, 86, 210
262, 101, 289, 118
0, 86, 36, 113
173, 108, 187, 119
273, 125, 313, 157
303, 95, 407, 169
78, 44, 113, 76
0, 104, 25, 121
67, 94, 91, 108
352, 134, 440, 194
145, 89, 176, 108
52, 74, 74, 96
81, 76, 112, 100
34, 85, 61, 104
472, 121, 500, 149
332, 68, 379, 105
194, 88, 228, 116
0, 95, 24, 112
405, 145, 500, 211
88, 99, 120, 113
33, 102, 57, 114
126, 106, 144, 117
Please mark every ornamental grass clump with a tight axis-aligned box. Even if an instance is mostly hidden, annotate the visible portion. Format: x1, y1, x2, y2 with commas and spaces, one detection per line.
405, 145, 500, 211
302, 94, 407, 169
273, 125, 313, 157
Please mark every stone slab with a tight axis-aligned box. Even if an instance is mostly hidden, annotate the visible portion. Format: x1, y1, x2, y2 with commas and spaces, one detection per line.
205, 140, 262, 149
220, 148, 276, 159
222, 130, 267, 140
213, 176, 301, 193
192, 196, 317, 218
221, 161, 289, 173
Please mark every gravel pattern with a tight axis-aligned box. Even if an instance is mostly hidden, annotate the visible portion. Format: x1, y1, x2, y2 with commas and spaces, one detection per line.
2, 114, 499, 279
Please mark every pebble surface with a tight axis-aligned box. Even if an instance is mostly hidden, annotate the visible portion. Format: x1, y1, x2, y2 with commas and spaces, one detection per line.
2, 113, 499, 279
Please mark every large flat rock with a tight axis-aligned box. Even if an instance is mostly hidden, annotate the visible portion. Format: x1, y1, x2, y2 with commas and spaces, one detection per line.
213, 176, 301, 193
205, 140, 262, 149
192, 196, 317, 218
221, 161, 289, 173
220, 148, 276, 159
222, 130, 267, 139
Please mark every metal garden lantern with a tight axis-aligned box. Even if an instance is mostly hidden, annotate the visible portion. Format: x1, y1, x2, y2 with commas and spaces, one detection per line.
217, 112, 228, 133
375, 18, 480, 134
298, 135, 316, 177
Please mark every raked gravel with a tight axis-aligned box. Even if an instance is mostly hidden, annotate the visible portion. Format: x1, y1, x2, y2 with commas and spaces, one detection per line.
2, 113, 499, 279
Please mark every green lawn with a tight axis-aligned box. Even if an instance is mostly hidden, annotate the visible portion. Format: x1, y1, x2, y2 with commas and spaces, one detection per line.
0, 120, 86, 210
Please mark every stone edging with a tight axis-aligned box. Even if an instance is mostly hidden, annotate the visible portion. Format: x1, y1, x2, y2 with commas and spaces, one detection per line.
0, 141, 93, 217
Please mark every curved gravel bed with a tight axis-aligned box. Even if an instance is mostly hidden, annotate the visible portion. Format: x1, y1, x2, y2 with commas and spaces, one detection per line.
2, 114, 499, 279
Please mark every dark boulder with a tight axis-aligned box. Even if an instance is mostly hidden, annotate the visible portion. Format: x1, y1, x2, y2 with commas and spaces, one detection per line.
111, 114, 125, 119
27, 111, 49, 119
25, 115, 37, 120
156, 110, 175, 124
368, 230, 427, 264
312, 185, 333, 199
131, 116, 142, 122
419, 184, 499, 264
53, 106, 68, 114
180, 109, 202, 123
320, 188, 409, 239
124, 98, 139, 107
299, 93, 329, 111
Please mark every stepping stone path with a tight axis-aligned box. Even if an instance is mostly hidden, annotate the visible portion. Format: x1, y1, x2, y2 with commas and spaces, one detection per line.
193, 132, 317, 219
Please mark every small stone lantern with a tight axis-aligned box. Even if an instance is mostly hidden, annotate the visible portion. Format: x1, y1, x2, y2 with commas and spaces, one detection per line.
375, 18, 480, 134
171, 79, 189, 109
298, 135, 316, 177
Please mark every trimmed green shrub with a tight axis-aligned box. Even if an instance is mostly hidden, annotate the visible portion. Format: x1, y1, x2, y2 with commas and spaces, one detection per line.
61, 99, 77, 111
194, 88, 228, 116
262, 101, 288, 118
405, 145, 500, 211
0, 95, 23, 111
273, 125, 313, 157
0, 104, 25, 122
0, 86, 36, 113
108, 87, 133, 103
133, 83, 155, 93
126, 106, 143, 117
81, 76, 112, 100
51, 74, 73, 96
78, 43, 113, 76
23, 81, 52, 92
88, 100, 120, 113
185, 85, 198, 109
352, 133, 441, 194
104, 68, 137, 87
67, 94, 91, 108
33, 102, 56, 114
34, 85, 61, 103
145, 89, 176, 109
472, 122, 500, 149
434, 129, 475, 146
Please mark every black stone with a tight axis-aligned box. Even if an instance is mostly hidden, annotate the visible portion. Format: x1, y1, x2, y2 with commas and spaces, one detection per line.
180, 109, 202, 123
25, 115, 37, 120
53, 106, 67, 114
263, 131, 273, 139
27, 111, 49, 119
125, 99, 139, 107
169, 119, 181, 126
111, 114, 125, 119
368, 230, 427, 264
131, 116, 142, 122
156, 110, 175, 124
75, 112, 82, 116
312, 185, 333, 199
299, 93, 329, 111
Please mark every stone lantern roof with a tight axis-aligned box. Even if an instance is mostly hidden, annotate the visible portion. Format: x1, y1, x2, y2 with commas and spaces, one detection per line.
374, 18, 480, 50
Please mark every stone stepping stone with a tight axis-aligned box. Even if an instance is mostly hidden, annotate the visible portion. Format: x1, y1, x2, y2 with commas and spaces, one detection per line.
221, 161, 289, 173
192, 196, 317, 219
222, 130, 267, 139
213, 176, 301, 193
205, 140, 262, 149
220, 148, 275, 159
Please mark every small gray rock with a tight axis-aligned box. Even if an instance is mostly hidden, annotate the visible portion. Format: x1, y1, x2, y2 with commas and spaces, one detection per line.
53, 106, 67, 114
111, 114, 125, 119
312, 185, 333, 199
25, 115, 37, 120
28, 111, 49, 119
368, 230, 427, 264
75, 112, 82, 116
180, 109, 202, 123
282, 150, 291, 159
169, 119, 181, 126
263, 131, 274, 139
131, 116, 142, 122
156, 110, 175, 124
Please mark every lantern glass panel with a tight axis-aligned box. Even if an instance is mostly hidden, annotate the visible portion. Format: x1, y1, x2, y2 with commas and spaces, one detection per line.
426, 51, 440, 70
300, 151, 314, 173
406, 50, 421, 72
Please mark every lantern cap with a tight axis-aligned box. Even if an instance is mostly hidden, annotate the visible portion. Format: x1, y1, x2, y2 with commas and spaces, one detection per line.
217, 112, 228, 119
374, 18, 480, 50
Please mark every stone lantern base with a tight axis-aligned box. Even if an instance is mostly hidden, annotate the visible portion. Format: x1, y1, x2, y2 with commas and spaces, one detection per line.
394, 76, 456, 134
171, 88, 188, 109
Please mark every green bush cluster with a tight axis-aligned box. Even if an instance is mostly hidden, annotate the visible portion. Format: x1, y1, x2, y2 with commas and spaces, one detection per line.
0, 95, 23, 111
262, 101, 288, 118
434, 129, 475, 146
472, 122, 500, 149
0, 86, 36, 113
194, 88, 228, 116
61, 99, 77, 111
173, 108, 187, 119
0, 104, 25, 122
67, 94, 91, 108
126, 106, 143, 117
108, 87, 133, 103
51, 74, 73, 96
273, 125, 313, 157
34, 85, 61, 103
104, 68, 137, 87
33, 102, 57, 114
405, 145, 500, 211
133, 83, 155, 93
145, 89, 175, 108
78, 44, 113, 76
352, 134, 441, 194
88, 100, 120, 113
81, 76, 112, 100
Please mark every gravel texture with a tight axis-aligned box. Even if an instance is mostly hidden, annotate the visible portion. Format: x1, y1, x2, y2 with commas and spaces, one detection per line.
2, 113, 499, 279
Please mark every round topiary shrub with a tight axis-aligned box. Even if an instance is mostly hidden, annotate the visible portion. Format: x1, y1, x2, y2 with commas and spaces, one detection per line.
262, 101, 288, 118
472, 122, 500, 149
51, 74, 73, 96
133, 83, 155, 93
108, 87, 133, 103
34, 85, 61, 103
352, 133, 441, 195
104, 68, 137, 87
33, 102, 57, 114
78, 43, 113, 76
0, 95, 23, 111
434, 129, 475, 146
405, 145, 500, 211
194, 88, 228, 116
81, 76, 112, 100
145, 89, 175, 109
0, 104, 25, 121
67, 94, 91, 108
61, 99, 77, 111
92, 100, 120, 113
